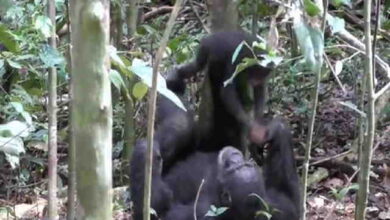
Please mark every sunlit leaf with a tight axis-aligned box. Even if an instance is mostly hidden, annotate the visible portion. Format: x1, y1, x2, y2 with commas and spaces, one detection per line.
326, 15, 346, 34
109, 69, 126, 91
293, 15, 324, 71
0, 136, 25, 169
132, 82, 148, 100
205, 205, 228, 217
130, 59, 186, 111
232, 41, 245, 64
224, 58, 259, 86
0, 121, 30, 138
0, 136, 25, 155
34, 15, 52, 38
334, 60, 343, 76
6, 59, 22, 69
304, 0, 321, 17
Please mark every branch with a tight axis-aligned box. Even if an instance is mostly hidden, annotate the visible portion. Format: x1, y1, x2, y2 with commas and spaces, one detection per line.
335, 30, 390, 79
142, 6, 173, 22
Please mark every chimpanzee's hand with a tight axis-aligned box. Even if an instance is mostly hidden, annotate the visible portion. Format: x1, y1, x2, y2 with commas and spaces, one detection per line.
248, 121, 267, 146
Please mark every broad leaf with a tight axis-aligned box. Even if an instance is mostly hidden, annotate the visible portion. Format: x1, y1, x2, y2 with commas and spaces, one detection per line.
109, 69, 126, 91
132, 82, 148, 100
205, 205, 228, 217
0, 24, 20, 53
0, 136, 25, 169
39, 44, 65, 67
130, 59, 186, 111
232, 41, 245, 64
6, 59, 22, 69
0, 121, 30, 138
304, 0, 321, 17
326, 15, 346, 34
34, 15, 52, 38
224, 58, 259, 86
293, 15, 324, 71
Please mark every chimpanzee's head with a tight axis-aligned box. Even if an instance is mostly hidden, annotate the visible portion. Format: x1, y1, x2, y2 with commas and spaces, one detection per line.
217, 146, 268, 220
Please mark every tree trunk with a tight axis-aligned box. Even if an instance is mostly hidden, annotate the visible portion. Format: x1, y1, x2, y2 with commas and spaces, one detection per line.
206, 0, 239, 31
355, 0, 375, 219
47, 0, 58, 218
70, 0, 113, 219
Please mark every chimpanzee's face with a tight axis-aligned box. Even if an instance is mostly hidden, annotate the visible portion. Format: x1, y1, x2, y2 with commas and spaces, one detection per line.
218, 147, 267, 220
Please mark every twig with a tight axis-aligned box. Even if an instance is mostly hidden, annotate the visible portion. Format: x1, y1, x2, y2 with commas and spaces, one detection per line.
193, 179, 205, 220
310, 149, 352, 166
336, 30, 390, 78
323, 53, 346, 93
142, 6, 173, 22
374, 82, 390, 100
189, 0, 210, 33
321, 0, 328, 33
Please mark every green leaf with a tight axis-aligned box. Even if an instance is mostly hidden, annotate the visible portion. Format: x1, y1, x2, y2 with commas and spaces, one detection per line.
334, 60, 343, 76
293, 16, 324, 71
6, 59, 22, 69
338, 184, 359, 200
326, 15, 346, 34
339, 101, 366, 117
232, 41, 245, 64
224, 58, 259, 86
0, 136, 25, 169
132, 82, 148, 100
260, 54, 283, 67
34, 15, 52, 38
10, 102, 24, 113
256, 210, 273, 220
109, 46, 134, 77
39, 44, 65, 67
0, 121, 30, 138
0, 24, 20, 53
130, 58, 186, 111
109, 69, 126, 91
205, 205, 228, 217
304, 0, 321, 17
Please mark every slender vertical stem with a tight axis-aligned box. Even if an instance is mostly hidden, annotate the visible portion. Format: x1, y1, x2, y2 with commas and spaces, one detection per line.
355, 0, 375, 219
66, 0, 76, 219
47, 0, 58, 218
143, 1, 184, 220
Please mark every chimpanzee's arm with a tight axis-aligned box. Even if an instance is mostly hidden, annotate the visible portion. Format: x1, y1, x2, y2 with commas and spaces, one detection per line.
263, 119, 301, 219
219, 84, 252, 127
253, 84, 266, 118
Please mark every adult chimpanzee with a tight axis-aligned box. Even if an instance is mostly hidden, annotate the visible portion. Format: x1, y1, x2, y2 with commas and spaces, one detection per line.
130, 86, 196, 219
167, 31, 272, 153
129, 139, 173, 220
260, 118, 301, 220
161, 118, 300, 220
154, 95, 196, 173
163, 146, 267, 220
